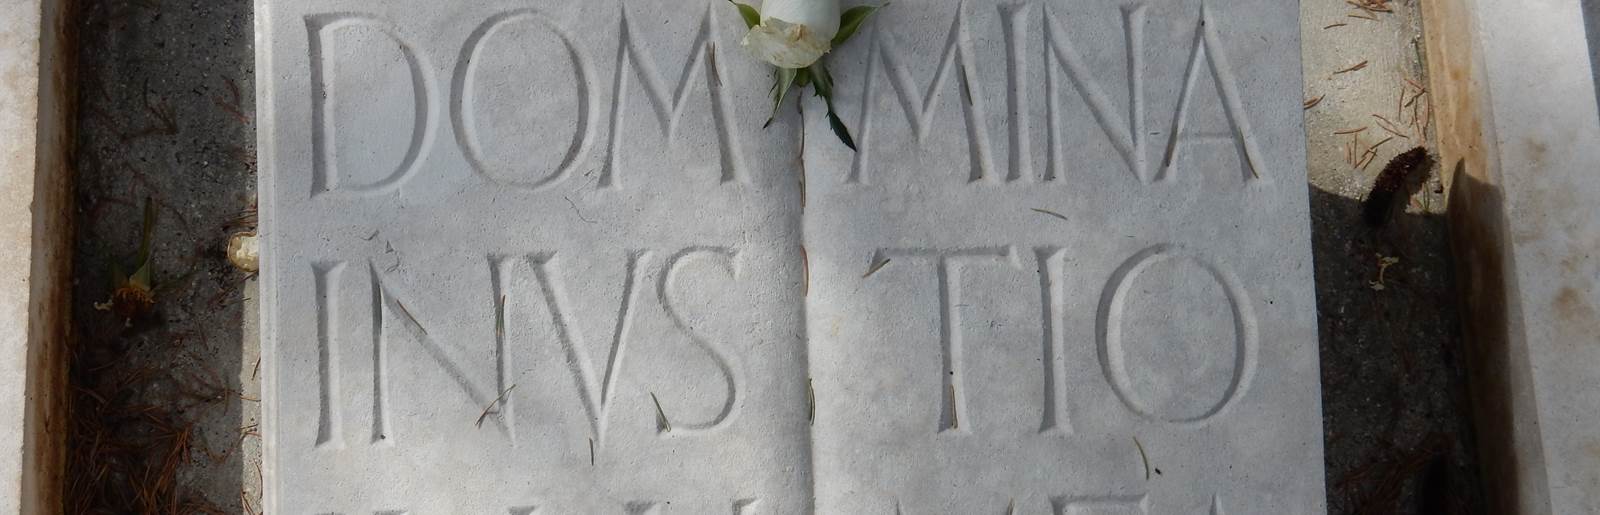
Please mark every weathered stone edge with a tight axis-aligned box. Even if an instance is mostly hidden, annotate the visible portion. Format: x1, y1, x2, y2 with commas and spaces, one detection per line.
1422, 0, 1600, 513
0, 0, 74, 512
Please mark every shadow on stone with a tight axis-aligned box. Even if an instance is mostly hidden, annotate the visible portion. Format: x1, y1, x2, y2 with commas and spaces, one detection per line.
1308, 183, 1487, 514
1582, 0, 1600, 120
1441, 166, 1542, 515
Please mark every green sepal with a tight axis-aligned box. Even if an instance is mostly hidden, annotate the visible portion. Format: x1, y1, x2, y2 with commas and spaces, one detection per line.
826, 111, 857, 151
766, 67, 800, 128
806, 64, 857, 151
833, 3, 888, 46
728, 0, 761, 28
809, 62, 834, 98
129, 263, 152, 291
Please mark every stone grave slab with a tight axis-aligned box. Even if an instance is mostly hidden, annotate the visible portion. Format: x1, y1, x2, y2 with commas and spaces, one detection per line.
1434, 0, 1600, 511
257, 0, 1323, 512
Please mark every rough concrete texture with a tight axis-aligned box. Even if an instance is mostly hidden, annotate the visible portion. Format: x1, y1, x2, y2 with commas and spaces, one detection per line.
65, 0, 260, 512
1301, 0, 1484, 513
61, 0, 1489, 513
259, 0, 1321, 512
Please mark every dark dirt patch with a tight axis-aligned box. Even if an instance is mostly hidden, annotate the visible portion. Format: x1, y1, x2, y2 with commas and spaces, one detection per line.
64, 0, 259, 513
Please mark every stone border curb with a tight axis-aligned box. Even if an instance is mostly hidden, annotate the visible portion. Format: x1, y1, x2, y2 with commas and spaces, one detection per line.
1423, 0, 1600, 512
0, 0, 74, 512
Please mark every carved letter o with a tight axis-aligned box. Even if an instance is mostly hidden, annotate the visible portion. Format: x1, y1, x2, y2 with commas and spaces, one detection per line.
1096, 245, 1258, 425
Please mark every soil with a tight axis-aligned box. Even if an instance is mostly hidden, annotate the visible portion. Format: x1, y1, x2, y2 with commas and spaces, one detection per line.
65, 0, 261, 512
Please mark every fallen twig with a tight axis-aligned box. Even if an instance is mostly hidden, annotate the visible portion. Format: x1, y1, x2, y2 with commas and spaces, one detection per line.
475, 385, 517, 428
1333, 61, 1369, 75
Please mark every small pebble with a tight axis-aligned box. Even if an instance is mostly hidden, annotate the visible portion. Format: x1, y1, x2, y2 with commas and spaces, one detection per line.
227, 231, 258, 272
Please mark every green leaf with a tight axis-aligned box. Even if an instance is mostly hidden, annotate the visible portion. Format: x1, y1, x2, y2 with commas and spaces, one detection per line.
130, 262, 152, 290
728, 0, 761, 28
806, 64, 857, 150
826, 110, 857, 151
832, 3, 887, 46
128, 196, 158, 290
766, 67, 799, 128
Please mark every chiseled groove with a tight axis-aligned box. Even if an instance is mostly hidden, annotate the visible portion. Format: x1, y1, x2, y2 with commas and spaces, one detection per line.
305, 13, 436, 197
1034, 247, 1073, 435
850, 1, 994, 185
452, 9, 595, 191
313, 261, 345, 449
1095, 245, 1258, 425
369, 263, 495, 444
657, 247, 742, 433
488, 254, 518, 441
367, 263, 389, 445
604, 4, 745, 188
1049, 494, 1149, 515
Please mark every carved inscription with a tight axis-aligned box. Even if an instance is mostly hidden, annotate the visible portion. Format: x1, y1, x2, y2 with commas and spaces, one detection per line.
605, 4, 745, 187
1035, 247, 1074, 435
311, 494, 1243, 514
366, 263, 495, 443
305, 3, 1270, 194
1051, 495, 1149, 515
309, 249, 743, 446
839, 3, 1265, 185
888, 494, 1154, 514
307, 13, 437, 196
526, 250, 654, 444
310, 242, 1259, 444
307, 259, 503, 446
873, 247, 1020, 432
855, 244, 1258, 433
312, 262, 344, 448
1097, 245, 1257, 424
453, 10, 596, 189
657, 247, 744, 432
850, 4, 994, 184
1041, 4, 1148, 182
308, 5, 746, 197
271, 0, 1311, 511
319, 501, 766, 514
1157, 6, 1267, 182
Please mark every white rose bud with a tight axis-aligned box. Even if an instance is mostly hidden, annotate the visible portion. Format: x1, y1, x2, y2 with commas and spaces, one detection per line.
740, 0, 841, 69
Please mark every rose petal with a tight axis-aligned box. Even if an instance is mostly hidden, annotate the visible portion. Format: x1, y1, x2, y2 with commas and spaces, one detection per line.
741, 18, 832, 69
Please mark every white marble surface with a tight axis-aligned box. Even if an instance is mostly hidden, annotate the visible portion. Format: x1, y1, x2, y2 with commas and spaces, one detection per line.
0, 0, 70, 511
257, 0, 1324, 512
1468, 0, 1600, 512
0, 0, 43, 509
